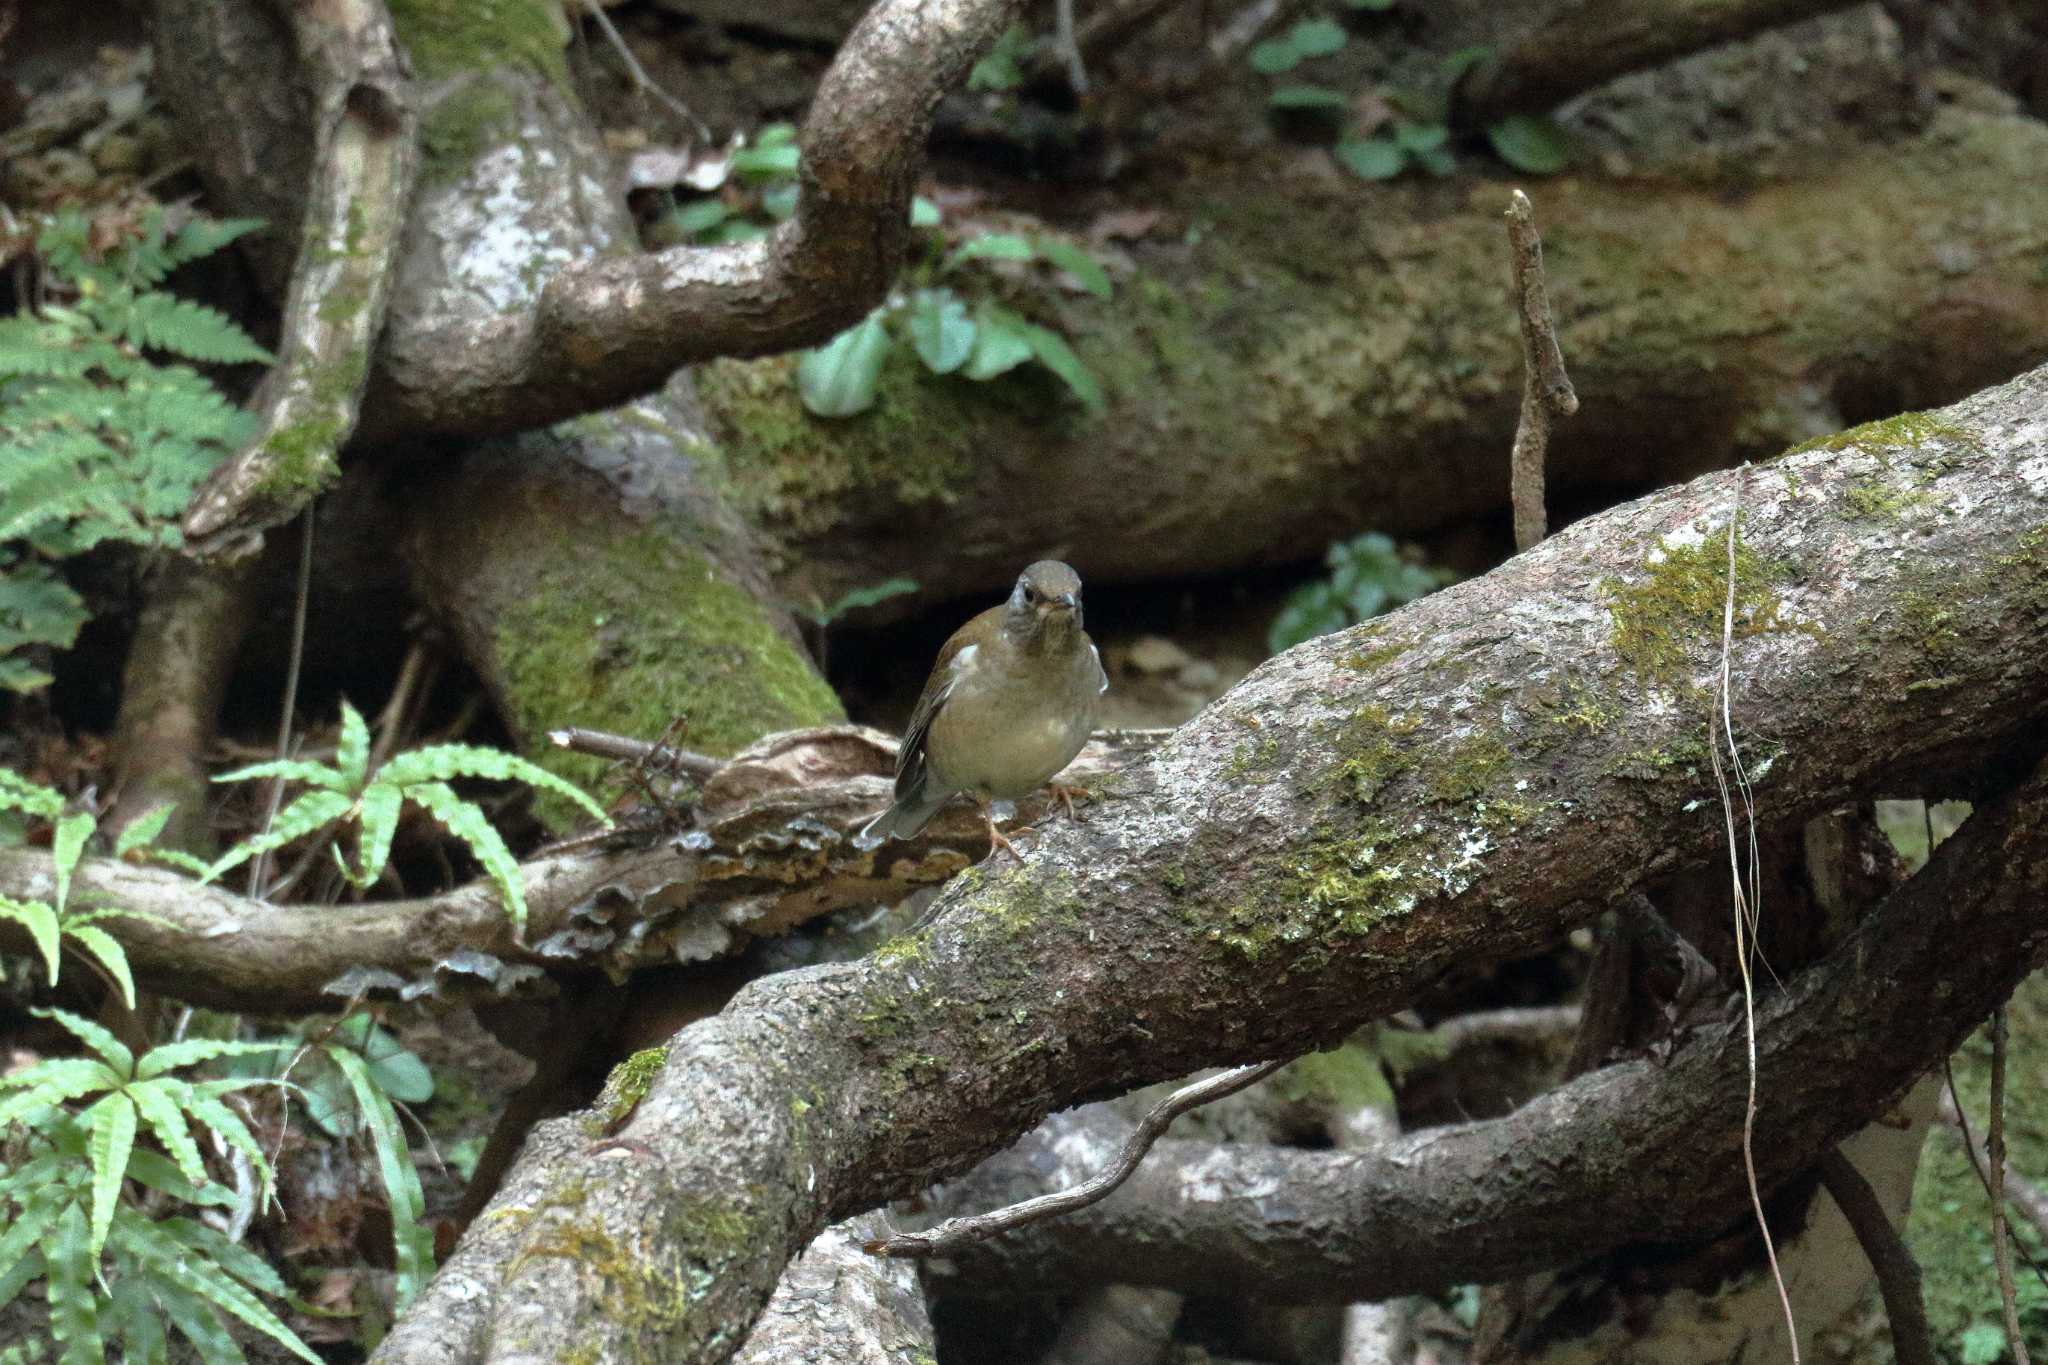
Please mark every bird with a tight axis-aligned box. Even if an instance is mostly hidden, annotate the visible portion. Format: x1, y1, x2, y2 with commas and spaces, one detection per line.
861, 560, 1108, 860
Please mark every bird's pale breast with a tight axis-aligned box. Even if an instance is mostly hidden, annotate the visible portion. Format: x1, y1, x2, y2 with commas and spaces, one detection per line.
926, 645, 1099, 800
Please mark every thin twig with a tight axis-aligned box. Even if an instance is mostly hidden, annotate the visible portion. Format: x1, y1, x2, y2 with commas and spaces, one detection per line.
864, 1059, 1289, 1258
248, 511, 315, 900
577, 0, 709, 140
1816, 1148, 1935, 1365
1940, 1062, 2048, 1291
1704, 481, 1798, 1360
369, 642, 430, 776
1052, 0, 1090, 94
1504, 189, 1578, 552
549, 725, 724, 781
1990, 1007, 2033, 1365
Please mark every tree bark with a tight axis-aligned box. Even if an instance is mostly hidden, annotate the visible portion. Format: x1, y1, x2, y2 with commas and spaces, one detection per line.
360, 360, 2048, 1363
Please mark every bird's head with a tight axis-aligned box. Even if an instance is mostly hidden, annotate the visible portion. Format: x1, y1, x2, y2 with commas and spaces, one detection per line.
1004, 559, 1085, 646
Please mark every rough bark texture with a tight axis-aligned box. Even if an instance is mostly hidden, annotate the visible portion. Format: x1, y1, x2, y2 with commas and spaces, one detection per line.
705, 101, 2048, 613
729, 1215, 934, 1364
364, 362, 2048, 1364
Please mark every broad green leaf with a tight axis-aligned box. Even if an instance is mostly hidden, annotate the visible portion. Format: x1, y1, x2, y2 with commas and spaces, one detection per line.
1394, 122, 1449, 153
1268, 84, 1349, 110
202, 788, 352, 883
667, 198, 731, 237
332, 1015, 435, 1104
797, 310, 892, 419
753, 121, 797, 148
1487, 113, 1571, 174
333, 700, 372, 788
1016, 322, 1105, 412
910, 195, 943, 228
111, 801, 174, 857
0, 895, 60, 985
730, 141, 799, 179
906, 289, 976, 374
964, 305, 1035, 380
50, 810, 93, 912
705, 219, 771, 245
44, 1204, 100, 1365
1439, 45, 1495, 84
350, 782, 403, 888
63, 924, 134, 1010
1412, 143, 1458, 177
38, 1006, 133, 1076
946, 232, 1038, 269
1249, 38, 1305, 75
83, 1091, 136, 1257
1034, 238, 1114, 300
327, 1046, 435, 1307
126, 1078, 207, 1184
1336, 137, 1407, 180
1289, 18, 1347, 57
760, 183, 799, 221
404, 782, 529, 933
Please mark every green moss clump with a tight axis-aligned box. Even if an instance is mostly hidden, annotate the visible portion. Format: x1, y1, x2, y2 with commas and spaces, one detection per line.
1602, 526, 1801, 685
494, 529, 842, 823
1342, 641, 1413, 671
1427, 732, 1511, 804
692, 355, 985, 539
385, 0, 574, 183
1276, 1041, 1394, 1111
588, 1045, 668, 1134
1841, 477, 1931, 522
1782, 409, 1977, 461
873, 933, 929, 967
1898, 590, 1963, 671
1331, 704, 1421, 804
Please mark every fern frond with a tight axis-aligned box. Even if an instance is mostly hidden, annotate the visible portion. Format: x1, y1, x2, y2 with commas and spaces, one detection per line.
81, 1093, 136, 1257
0, 1062, 122, 1130
161, 218, 265, 274
0, 768, 65, 819
326, 1046, 435, 1305
111, 1218, 318, 1363
379, 744, 610, 824
42, 1203, 99, 1365
61, 925, 135, 1011
334, 701, 372, 787
123, 1080, 206, 1186
404, 780, 530, 934
103, 1272, 171, 1365
348, 783, 402, 889
118, 294, 272, 367
135, 1038, 285, 1080
150, 1276, 245, 1363
34, 1008, 133, 1078
0, 896, 60, 985
209, 756, 348, 790
202, 788, 353, 884
121, 1150, 233, 1208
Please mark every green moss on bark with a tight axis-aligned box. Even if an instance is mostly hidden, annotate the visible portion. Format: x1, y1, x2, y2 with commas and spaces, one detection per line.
494, 527, 843, 821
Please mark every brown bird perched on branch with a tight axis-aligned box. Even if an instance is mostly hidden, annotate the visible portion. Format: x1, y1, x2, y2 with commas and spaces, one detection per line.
861, 560, 1107, 859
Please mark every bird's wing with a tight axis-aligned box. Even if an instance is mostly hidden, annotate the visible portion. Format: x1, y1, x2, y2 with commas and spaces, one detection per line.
894, 608, 997, 799
1090, 642, 1108, 695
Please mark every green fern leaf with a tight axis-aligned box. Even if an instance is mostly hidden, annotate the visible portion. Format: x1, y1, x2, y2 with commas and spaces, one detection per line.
379, 743, 609, 823
0, 897, 60, 986
403, 780, 530, 934
122, 1150, 233, 1207
61, 925, 134, 1011
111, 1218, 318, 1363
118, 293, 273, 366
334, 700, 372, 787
150, 1276, 244, 1362
0, 1192, 60, 1312
124, 1079, 207, 1186
35, 1008, 133, 1077
49, 810, 93, 914
82, 1092, 136, 1257
0, 768, 64, 818
42, 1203, 100, 1365
136, 1038, 287, 1080
349, 782, 402, 889
162, 1216, 288, 1297
202, 788, 353, 884
162, 217, 265, 274
209, 756, 347, 790
326, 1045, 435, 1305
110, 801, 175, 857
105, 1271, 171, 1365
179, 1089, 275, 1194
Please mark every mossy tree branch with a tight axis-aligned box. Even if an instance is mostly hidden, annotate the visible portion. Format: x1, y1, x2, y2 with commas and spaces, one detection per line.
363, 363, 2048, 1363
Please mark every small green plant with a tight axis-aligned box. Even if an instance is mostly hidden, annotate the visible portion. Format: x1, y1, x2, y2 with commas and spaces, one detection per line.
797, 222, 1111, 419
651, 123, 804, 246
967, 23, 1036, 92
1269, 531, 1451, 654
0, 1010, 316, 1364
205, 700, 608, 935
0, 207, 271, 693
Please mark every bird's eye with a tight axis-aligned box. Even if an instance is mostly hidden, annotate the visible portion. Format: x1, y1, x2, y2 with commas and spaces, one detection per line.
1022, 584, 1037, 603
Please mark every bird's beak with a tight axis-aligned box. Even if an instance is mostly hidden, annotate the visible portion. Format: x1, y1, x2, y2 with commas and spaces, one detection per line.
1053, 593, 1079, 612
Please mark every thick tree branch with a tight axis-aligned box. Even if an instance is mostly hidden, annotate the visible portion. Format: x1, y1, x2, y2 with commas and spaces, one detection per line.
368, 362, 2048, 1364
368, 0, 1022, 439
181, 0, 418, 555
1455, 0, 1862, 124
924, 772, 2048, 1303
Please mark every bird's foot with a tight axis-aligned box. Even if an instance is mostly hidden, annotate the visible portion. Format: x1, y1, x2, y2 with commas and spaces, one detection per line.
1047, 783, 1090, 822
977, 799, 1031, 863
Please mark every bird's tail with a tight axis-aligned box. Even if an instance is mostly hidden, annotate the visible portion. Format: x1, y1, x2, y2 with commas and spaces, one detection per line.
859, 784, 950, 845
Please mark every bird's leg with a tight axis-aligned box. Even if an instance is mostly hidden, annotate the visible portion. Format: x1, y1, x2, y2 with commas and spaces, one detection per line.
1047, 783, 1090, 821
976, 796, 1027, 863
